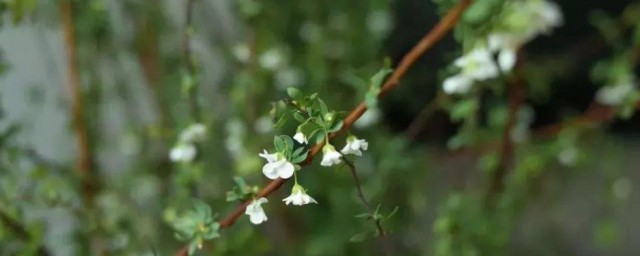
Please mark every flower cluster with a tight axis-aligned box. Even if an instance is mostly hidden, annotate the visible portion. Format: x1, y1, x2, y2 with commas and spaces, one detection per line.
169, 123, 207, 163
443, 0, 563, 94
244, 89, 371, 225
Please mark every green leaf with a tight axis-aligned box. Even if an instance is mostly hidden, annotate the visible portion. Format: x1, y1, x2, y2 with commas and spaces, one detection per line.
293, 112, 307, 123
273, 113, 288, 128
188, 240, 199, 255
291, 150, 308, 164
365, 91, 378, 109
287, 87, 303, 102
365, 64, 393, 109
233, 176, 248, 192
328, 120, 344, 133
274, 136, 286, 152
282, 135, 294, 153
354, 213, 372, 219
318, 99, 329, 116
385, 206, 399, 221
350, 232, 369, 242
315, 132, 326, 144
450, 99, 478, 122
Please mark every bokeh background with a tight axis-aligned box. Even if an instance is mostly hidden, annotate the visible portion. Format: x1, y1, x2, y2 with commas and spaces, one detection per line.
1, 0, 639, 255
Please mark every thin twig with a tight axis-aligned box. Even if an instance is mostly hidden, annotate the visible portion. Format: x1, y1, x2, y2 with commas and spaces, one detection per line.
404, 93, 444, 141
182, 0, 201, 122
341, 157, 384, 235
341, 156, 392, 256
175, 1, 474, 254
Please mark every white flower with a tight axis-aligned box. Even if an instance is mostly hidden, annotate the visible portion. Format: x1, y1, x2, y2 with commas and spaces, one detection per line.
340, 136, 368, 156
259, 150, 294, 179
283, 184, 317, 206
169, 143, 197, 163
320, 144, 342, 167
506, 0, 563, 40
488, 33, 521, 72
275, 67, 303, 90
596, 78, 636, 106
454, 47, 499, 81
443, 74, 473, 94
179, 123, 207, 143
259, 48, 285, 71
557, 147, 577, 166
443, 47, 499, 95
354, 108, 381, 129
232, 43, 251, 63
367, 10, 391, 36
245, 198, 268, 225
293, 131, 308, 144
530, 0, 563, 35
254, 116, 273, 134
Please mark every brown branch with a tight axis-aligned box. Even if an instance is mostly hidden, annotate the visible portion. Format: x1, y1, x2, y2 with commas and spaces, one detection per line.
485, 51, 526, 204
60, 0, 96, 207
175, 1, 474, 254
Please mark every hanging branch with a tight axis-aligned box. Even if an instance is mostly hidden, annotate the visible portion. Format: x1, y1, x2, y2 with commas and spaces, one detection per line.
175, 0, 474, 254
485, 51, 526, 204
342, 156, 393, 256
59, 0, 96, 207
182, 0, 201, 122
0, 210, 51, 255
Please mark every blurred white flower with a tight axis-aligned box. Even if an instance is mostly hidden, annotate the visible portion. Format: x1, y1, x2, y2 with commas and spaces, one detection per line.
557, 147, 577, 166
259, 150, 294, 179
169, 143, 196, 163
612, 178, 633, 200
340, 136, 368, 156
455, 47, 499, 80
259, 48, 286, 71
321, 144, 342, 166
354, 108, 381, 129
232, 43, 251, 63
225, 119, 246, 159
179, 123, 207, 143
275, 67, 303, 90
528, 0, 563, 36
367, 10, 392, 36
293, 131, 308, 144
299, 22, 322, 43
596, 78, 636, 106
254, 116, 274, 134
488, 33, 521, 72
443, 74, 473, 95
283, 184, 317, 206
245, 197, 268, 225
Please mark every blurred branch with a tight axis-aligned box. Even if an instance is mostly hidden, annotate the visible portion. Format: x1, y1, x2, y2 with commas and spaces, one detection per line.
0, 210, 50, 255
175, 0, 474, 254
60, 1, 103, 254
59, 0, 97, 207
404, 93, 444, 141
182, 0, 201, 122
485, 51, 526, 204
342, 156, 392, 255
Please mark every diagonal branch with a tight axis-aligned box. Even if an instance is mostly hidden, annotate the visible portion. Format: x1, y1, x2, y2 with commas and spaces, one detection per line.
175, 0, 474, 254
